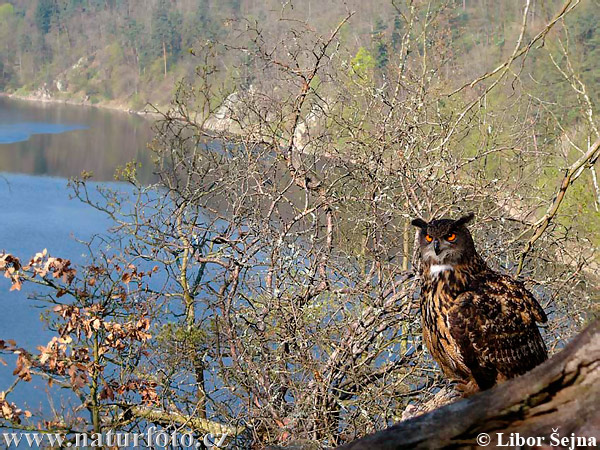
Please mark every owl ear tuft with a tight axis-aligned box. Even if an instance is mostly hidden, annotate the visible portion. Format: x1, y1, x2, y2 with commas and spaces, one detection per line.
454, 212, 475, 227
411, 218, 428, 229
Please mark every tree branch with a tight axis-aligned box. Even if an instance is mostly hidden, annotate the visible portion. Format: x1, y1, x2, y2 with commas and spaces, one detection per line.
338, 319, 600, 449
516, 138, 600, 274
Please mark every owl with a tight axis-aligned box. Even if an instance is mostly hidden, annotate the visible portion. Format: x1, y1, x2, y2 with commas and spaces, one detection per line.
411, 213, 548, 395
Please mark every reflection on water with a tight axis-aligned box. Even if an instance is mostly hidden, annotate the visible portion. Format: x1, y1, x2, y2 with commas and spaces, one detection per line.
0, 97, 156, 182
0, 122, 89, 144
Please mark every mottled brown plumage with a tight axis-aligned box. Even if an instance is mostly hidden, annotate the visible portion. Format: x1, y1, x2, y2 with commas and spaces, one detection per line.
412, 213, 547, 395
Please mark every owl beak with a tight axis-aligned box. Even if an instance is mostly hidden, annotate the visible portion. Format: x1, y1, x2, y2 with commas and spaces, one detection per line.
433, 239, 441, 255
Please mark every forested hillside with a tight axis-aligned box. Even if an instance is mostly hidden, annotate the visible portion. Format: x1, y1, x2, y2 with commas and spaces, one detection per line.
1, 1, 600, 447
0, 0, 599, 110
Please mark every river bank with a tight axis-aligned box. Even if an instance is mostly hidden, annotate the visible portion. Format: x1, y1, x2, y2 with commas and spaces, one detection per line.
0, 90, 233, 134
0, 90, 164, 119
0, 86, 316, 153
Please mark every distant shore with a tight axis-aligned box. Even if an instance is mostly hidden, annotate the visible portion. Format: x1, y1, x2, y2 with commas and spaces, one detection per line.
0, 89, 241, 140
0, 91, 163, 119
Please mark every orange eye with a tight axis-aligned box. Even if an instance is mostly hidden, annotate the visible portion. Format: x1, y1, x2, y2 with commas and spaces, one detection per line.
425, 234, 433, 242
447, 233, 456, 242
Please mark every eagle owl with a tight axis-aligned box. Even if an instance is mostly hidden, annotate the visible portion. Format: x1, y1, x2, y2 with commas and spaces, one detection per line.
411, 213, 547, 395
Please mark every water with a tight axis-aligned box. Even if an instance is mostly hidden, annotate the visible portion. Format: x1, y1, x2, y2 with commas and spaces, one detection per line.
0, 122, 89, 144
0, 97, 155, 181
0, 97, 156, 417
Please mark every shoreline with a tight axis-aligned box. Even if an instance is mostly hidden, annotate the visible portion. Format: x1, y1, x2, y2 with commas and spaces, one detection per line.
0, 89, 235, 137
0, 91, 163, 119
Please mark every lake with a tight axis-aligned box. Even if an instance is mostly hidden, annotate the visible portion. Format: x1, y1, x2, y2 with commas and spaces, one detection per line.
0, 97, 156, 181
0, 96, 156, 417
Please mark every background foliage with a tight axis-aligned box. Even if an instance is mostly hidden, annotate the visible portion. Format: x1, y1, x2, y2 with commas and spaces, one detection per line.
0, 0, 599, 448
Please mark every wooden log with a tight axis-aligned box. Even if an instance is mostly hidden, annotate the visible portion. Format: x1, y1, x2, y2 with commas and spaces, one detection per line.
338, 319, 600, 449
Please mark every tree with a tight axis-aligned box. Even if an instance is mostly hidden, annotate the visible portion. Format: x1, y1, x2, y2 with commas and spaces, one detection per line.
0, 3, 16, 86
391, 15, 401, 50
372, 18, 388, 70
0, 1, 598, 448
34, 0, 56, 34
150, 0, 182, 77
0, 250, 157, 435
351, 46, 375, 83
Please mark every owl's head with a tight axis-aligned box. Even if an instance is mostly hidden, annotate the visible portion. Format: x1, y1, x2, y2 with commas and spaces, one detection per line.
411, 213, 476, 267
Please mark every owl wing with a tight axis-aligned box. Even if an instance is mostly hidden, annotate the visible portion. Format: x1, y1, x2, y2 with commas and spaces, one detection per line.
448, 273, 548, 390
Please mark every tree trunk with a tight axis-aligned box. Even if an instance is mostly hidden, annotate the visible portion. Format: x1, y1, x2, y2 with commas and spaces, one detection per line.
338, 319, 600, 449
163, 40, 167, 79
